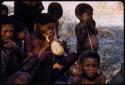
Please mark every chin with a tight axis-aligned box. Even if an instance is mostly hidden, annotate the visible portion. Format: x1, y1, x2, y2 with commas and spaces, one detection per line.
88, 74, 95, 78
87, 73, 99, 80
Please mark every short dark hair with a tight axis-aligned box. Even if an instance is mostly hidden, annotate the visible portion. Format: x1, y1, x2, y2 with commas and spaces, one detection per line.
48, 2, 63, 19
75, 3, 93, 18
0, 16, 14, 28
35, 13, 56, 25
79, 50, 100, 64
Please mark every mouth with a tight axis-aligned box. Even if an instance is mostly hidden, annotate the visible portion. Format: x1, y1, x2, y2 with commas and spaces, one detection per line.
88, 70, 96, 73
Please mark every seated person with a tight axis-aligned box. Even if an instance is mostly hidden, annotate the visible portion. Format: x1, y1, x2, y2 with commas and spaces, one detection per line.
25, 13, 56, 84
0, 16, 19, 83
71, 50, 106, 84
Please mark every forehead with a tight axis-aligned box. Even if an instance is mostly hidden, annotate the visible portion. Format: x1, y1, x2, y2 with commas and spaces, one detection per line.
83, 57, 98, 64
1, 24, 14, 30
46, 23, 55, 26
39, 23, 55, 32
39, 22, 55, 27
82, 11, 93, 15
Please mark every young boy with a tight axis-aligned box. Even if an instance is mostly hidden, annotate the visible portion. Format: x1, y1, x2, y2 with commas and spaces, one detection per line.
0, 16, 19, 83
25, 13, 56, 84
71, 50, 106, 84
75, 3, 98, 55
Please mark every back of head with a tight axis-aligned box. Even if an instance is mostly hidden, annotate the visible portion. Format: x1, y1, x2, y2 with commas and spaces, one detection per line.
14, 1, 44, 16
48, 2, 63, 19
35, 13, 56, 25
75, 3, 93, 18
79, 50, 100, 64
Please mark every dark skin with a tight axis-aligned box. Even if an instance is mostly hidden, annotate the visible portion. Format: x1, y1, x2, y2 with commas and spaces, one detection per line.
75, 12, 98, 54
1, 24, 18, 49
72, 58, 106, 84
25, 23, 55, 61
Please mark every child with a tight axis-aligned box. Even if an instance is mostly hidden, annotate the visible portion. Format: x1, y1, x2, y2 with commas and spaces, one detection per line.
48, 3, 78, 83
25, 13, 56, 84
71, 50, 106, 84
0, 16, 19, 83
75, 3, 98, 55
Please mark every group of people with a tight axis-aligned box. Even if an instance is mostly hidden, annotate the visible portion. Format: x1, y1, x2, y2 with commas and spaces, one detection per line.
0, 1, 106, 84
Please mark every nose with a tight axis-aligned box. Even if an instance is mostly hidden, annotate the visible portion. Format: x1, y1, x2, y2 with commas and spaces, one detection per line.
6, 32, 12, 38
88, 66, 96, 71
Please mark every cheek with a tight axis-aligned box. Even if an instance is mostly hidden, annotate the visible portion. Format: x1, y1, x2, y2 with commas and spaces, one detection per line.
32, 40, 40, 45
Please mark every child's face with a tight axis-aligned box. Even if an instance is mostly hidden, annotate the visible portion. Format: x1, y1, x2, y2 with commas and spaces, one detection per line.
79, 12, 93, 22
39, 23, 55, 36
81, 57, 99, 78
1, 24, 14, 41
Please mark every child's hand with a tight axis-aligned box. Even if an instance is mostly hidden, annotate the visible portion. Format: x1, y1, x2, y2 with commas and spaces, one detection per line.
3, 40, 18, 49
44, 33, 54, 44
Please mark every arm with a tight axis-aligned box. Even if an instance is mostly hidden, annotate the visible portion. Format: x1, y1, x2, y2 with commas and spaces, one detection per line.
87, 20, 98, 35
75, 24, 87, 44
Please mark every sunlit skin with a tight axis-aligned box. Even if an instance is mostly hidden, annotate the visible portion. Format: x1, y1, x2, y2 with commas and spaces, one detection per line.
81, 58, 99, 78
